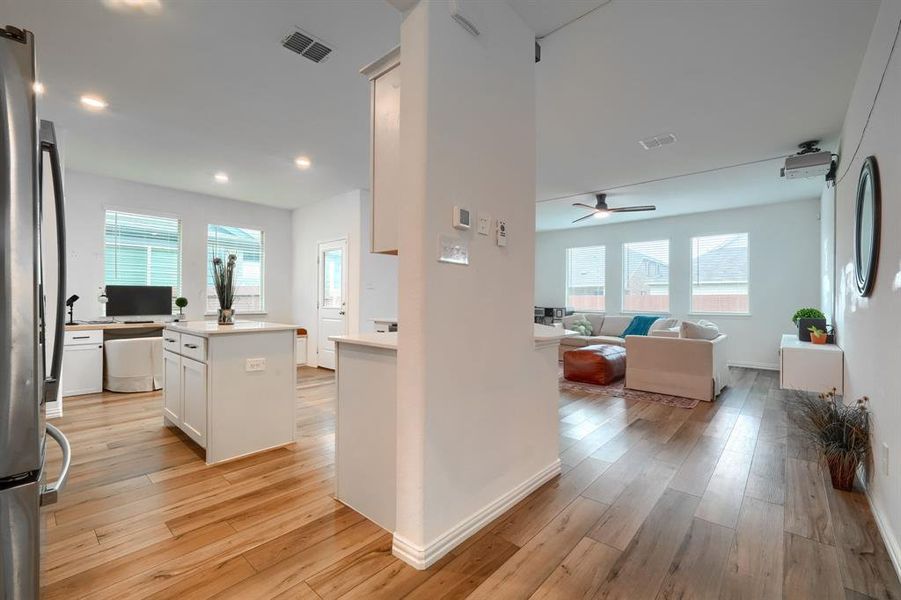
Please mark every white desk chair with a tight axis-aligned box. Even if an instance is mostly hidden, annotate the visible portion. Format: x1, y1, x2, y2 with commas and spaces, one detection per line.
104, 338, 163, 393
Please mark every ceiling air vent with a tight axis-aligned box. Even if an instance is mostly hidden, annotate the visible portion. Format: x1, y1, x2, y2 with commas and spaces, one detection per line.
282, 29, 333, 64
639, 133, 677, 150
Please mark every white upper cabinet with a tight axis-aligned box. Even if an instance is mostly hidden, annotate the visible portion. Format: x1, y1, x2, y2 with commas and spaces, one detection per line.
362, 47, 401, 255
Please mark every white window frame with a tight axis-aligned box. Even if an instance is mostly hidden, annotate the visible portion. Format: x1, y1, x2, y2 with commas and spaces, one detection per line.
689, 232, 751, 316
564, 245, 607, 314
621, 238, 671, 315
204, 223, 267, 316
103, 207, 183, 299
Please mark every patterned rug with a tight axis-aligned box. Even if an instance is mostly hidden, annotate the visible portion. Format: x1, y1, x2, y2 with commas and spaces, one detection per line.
559, 375, 700, 409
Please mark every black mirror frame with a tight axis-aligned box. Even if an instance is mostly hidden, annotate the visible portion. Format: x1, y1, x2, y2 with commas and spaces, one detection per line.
854, 155, 880, 297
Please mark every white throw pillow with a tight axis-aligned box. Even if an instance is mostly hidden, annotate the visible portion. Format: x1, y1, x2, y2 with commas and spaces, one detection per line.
681, 320, 720, 340
650, 318, 679, 332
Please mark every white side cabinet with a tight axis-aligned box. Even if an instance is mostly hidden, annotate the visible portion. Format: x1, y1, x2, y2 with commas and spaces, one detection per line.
780, 334, 844, 395
61, 329, 103, 397
162, 331, 209, 449
295, 335, 307, 366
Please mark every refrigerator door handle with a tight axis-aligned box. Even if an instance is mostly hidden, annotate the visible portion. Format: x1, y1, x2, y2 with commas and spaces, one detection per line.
40, 423, 71, 506
40, 120, 67, 404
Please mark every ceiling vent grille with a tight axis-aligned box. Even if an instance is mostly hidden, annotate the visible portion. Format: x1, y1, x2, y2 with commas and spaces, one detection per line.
639, 133, 677, 150
282, 29, 333, 63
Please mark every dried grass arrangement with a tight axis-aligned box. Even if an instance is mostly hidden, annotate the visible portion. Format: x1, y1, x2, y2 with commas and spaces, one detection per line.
792, 388, 870, 491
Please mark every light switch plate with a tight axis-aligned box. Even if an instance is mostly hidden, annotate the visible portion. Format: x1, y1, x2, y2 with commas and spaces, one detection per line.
496, 219, 508, 246
246, 358, 266, 372
478, 215, 491, 235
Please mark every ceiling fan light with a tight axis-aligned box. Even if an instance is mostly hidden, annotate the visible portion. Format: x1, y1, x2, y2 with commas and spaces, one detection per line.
594, 211, 610, 219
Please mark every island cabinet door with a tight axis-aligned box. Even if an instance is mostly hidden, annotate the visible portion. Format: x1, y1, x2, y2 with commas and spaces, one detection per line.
180, 356, 207, 448
163, 350, 181, 424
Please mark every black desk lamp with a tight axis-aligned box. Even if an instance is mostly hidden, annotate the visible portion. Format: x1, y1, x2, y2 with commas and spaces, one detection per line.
65, 294, 79, 325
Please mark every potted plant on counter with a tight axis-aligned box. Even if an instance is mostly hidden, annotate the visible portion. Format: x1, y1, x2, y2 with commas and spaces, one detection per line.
793, 389, 870, 491
175, 296, 188, 320
792, 307, 826, 342
808, 324, 828, 344
211, 254, 237, 325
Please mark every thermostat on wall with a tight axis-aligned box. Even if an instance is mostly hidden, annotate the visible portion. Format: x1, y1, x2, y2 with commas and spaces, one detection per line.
453, 207, 471, 230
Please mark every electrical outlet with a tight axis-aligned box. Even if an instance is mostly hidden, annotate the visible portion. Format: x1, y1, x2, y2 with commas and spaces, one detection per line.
245, 358, 266, 372
883, 443, 890, 477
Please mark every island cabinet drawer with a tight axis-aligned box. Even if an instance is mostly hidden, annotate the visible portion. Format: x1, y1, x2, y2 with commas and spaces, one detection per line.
162, 332, 181, 354
64, 330, 102, 346
180, 334, 207, 363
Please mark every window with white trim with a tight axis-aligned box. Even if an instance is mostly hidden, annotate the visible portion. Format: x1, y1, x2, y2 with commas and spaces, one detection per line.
565, 246, 605, 311
622, 239, 669, 312
691, 233, 749, 314
104, 210, 181, 293
206, 224, 265, 313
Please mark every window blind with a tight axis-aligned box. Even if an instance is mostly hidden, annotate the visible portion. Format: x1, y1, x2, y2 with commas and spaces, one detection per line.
622, 239, 670, 312
565, 245, 606, 311
104, 210, 181, 291
207, 224, 265, 313
691, 233, 749, 314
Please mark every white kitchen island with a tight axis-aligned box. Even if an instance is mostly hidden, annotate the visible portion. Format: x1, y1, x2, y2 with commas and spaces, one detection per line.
162, 321, 297, 464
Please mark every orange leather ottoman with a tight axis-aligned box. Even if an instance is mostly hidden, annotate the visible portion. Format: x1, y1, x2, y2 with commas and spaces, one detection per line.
563, 344, 626, 385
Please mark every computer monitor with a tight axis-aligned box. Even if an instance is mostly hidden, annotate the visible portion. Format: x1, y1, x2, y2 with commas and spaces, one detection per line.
105, 285, 172, 317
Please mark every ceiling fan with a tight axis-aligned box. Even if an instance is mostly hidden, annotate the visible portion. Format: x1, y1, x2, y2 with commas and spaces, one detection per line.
571, 193, 656, 223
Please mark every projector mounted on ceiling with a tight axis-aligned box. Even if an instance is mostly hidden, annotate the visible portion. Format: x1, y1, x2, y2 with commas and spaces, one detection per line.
781, 141, 834, 180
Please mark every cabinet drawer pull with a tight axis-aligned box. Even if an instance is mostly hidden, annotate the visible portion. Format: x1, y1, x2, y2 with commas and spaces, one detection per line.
184, 343, 199, 349
165, 338, 177, 343
72, 336, 90, 340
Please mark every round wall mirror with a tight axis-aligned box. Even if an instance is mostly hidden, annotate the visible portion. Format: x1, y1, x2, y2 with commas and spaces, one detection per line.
854, 156, 880, 297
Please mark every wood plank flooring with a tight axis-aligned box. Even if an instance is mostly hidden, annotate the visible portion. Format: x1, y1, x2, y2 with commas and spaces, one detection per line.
41, 367, 901, 599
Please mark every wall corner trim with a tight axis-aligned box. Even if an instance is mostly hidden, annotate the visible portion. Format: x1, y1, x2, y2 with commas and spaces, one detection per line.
392, 459, 562, 570
866, 488, 901, 581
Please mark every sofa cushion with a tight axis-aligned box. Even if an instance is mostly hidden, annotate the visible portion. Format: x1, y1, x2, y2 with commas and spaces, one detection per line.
561, 335, 591, 347
588, 335, 626, 346
681, 320, 720, 340
599, 315, 632, 336
621, 315, 660, 337
570, 316, 593, 336
650, 317, 679, 332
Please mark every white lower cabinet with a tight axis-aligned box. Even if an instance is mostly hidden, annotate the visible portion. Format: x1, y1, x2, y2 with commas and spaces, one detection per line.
163, 348, 208, 449
61, 330, 103, 397
180, 357, 207, 446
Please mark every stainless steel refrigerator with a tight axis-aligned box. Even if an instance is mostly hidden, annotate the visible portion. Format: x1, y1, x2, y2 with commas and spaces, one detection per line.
1, 25, 72, 600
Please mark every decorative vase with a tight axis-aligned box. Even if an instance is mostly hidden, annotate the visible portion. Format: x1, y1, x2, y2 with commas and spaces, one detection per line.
218, 308, 235, 325
827, 455, 857, 491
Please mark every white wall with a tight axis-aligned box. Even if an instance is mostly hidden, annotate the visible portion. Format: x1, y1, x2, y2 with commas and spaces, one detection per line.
359, 189, 399, 331
291, 189, 362, 366
395, 0, 556, 560
820, 184, 836, 322
832, 0, 901, 570
64, 170, 294, 322
536, 199, 821, 369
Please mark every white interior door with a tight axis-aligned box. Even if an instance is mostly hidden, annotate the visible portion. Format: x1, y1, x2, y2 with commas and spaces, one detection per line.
317, 239, 348, 370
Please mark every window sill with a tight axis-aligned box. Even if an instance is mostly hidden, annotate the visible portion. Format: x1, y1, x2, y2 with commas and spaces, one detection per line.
687, 312, 752, 318
621, 311, 671, 316
203, 311, 268, 317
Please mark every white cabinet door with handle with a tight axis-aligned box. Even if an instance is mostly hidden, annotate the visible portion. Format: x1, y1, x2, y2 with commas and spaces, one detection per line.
180, 356, 207, 447
162, 350, 181, 424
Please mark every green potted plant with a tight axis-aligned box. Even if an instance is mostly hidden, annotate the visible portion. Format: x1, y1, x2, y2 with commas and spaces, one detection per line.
792, 307, 826, 342
793, 389, 870, 491
808, 324, 827, 345
175, 296, 188, 319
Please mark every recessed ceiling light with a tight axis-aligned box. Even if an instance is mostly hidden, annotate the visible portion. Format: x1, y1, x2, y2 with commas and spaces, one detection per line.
80, 95, 108, 110
102, 0, 162, 14
294, 156, 312, 170
214, 172, 229, 183
33, 82, 45, 95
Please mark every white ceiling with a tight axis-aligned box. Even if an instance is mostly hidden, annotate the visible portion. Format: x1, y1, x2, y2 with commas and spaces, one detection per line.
3, 0, 879, 223
536, 157, 822, 231
2, 0, 400, 209
511, 0, 879, 229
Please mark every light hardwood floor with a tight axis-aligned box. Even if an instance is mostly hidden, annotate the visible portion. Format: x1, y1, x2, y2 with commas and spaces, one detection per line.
40, 367, 901, 599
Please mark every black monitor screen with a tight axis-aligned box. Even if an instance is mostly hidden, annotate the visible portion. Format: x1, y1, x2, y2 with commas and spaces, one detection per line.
105, 285, 172, 317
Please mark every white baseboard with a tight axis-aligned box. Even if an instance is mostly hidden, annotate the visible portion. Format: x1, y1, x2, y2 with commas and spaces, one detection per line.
866, 488, 901, 581
392, 458, 562, 570
728, 361, 779, 371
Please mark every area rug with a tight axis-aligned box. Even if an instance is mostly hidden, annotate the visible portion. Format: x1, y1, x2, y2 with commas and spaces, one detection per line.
559, 375, 700, 409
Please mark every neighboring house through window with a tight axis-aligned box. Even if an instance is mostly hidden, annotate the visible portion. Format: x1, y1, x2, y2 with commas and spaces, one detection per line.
691, 233, 749, 313
207, 224, 265, 313
565, 245, 605, 311
622, 239, 669, 312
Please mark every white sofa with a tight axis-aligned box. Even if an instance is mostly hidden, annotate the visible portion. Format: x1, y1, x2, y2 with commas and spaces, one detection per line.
558, 313, 675, 360
625, 334, 729, 402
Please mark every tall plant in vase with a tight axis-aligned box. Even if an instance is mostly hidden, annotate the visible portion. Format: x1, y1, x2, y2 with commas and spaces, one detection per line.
212, 254, 237, 325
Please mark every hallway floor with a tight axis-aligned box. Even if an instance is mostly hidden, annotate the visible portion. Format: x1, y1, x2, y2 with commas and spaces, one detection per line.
40, 367, 900, 599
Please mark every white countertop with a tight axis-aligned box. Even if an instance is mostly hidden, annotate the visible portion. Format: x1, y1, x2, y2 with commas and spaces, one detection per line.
330, 324, 574, 351
371, 317, 398, 323
331, 332, 398, 350
166, 320, 298, 336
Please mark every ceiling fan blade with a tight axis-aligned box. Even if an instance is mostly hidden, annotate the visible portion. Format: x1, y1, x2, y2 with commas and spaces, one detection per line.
571, 203, 597, 210
608, 205, 657, 213
571, 213, 599, 224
